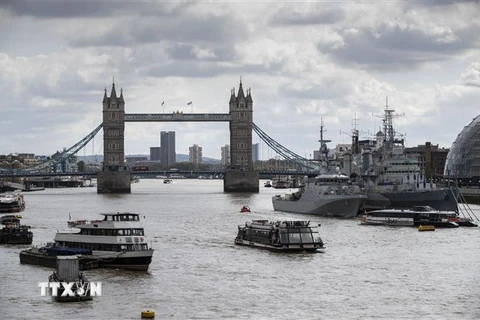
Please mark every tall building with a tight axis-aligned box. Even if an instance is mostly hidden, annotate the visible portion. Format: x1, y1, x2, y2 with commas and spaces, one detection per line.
252, 143, 259, 162
150, 147, 161, 161
221, 144, 230, 166
160, 131, 176, 166
189, 144, 203, 164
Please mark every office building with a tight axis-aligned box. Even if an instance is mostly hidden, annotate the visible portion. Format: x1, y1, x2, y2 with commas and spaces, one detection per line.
150, 147, 161, 162
160, 131, 176, 166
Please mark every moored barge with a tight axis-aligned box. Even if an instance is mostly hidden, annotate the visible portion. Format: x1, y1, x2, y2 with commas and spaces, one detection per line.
20, 243, 98, 270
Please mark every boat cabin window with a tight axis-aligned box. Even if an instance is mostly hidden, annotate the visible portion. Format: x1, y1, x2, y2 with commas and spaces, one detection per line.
301, 231, 314, 243
60, 241, 150, 252
103, 214, 139, 221
80, 228, 144, 236
288, 231, 301, 244
280, 227, 318, 244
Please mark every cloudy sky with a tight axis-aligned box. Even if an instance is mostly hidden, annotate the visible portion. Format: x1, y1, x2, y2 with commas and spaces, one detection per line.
1, 1, 479, 160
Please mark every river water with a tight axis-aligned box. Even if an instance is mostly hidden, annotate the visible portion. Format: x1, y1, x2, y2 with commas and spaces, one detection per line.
1, 179, 479, 320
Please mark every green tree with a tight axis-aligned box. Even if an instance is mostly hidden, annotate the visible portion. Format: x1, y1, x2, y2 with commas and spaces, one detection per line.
77, 160, 86, 172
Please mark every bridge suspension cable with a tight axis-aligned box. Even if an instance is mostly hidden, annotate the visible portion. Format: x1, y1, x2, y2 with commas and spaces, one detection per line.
25, 123, 104, 171
252, 122, 317, 170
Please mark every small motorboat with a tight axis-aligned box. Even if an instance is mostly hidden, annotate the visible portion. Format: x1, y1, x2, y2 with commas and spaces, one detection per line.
240, 206, 251, 213
418, 225, 435, 232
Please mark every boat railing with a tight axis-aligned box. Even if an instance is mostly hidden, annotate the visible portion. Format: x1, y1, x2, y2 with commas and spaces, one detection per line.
67, 219, 104, 228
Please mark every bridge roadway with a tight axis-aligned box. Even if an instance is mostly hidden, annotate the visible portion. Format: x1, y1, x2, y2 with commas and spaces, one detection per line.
0, 170, 314, 178
124, 113, 232, 122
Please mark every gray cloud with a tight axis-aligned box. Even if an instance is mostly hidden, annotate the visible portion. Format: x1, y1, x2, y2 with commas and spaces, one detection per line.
270, 5, 346, 25
143, 61, 273, 79
1, 2, 479, 157
461, 62, 480, 87
68, 14, 241, 50
319, 23, 480, 72
0, 1, 182, 18
279, 82, 351, 101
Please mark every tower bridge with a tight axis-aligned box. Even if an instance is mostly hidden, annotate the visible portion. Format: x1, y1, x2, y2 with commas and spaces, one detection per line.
98, 81, 257, 194
1, 81, 318, 193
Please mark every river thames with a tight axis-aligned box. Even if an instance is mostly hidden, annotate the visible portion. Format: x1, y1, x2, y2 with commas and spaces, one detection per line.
1, 179, 479, 319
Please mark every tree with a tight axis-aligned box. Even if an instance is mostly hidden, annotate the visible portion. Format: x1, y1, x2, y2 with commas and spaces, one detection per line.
77, 160, 86, 172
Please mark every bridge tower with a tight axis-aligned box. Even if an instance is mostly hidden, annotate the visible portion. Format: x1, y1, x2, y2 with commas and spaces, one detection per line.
97, 82, 131, 193
224, 80, 259, 192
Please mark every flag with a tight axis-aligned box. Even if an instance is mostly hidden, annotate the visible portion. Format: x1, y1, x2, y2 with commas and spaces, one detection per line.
187, 101, 192, 105
161, 101, 165, 106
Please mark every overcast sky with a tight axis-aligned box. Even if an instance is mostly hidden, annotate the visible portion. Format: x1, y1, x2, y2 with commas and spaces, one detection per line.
1, 1, 479, 160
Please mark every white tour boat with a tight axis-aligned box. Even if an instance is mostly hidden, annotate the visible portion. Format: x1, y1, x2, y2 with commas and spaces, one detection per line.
55, 212, 154, 271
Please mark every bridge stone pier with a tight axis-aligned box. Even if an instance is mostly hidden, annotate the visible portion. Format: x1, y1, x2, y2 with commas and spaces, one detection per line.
97, 80, 259, 194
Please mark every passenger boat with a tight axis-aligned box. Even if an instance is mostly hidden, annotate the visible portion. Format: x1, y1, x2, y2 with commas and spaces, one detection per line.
54, 212, 154, 271
358, 205, 459, 228
48, 256, 94, 302
0, 192, 26, 213
234, 220, 325, 252
0, 215, 33, 244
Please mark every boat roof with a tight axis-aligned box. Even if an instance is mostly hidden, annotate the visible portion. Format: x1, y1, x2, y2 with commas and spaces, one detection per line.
248, 220, 315, 228
100, 212, 139, 216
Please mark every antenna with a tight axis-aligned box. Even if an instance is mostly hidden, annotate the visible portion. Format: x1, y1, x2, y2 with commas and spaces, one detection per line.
340, 113, 367, 155
319, 118, 331, 160
372, 97, 406, 158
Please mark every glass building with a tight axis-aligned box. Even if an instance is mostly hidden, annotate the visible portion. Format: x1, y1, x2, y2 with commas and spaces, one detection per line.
444, 115, 480, 183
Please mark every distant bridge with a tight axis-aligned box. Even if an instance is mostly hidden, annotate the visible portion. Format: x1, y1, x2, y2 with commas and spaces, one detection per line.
0, 169, 315, 179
